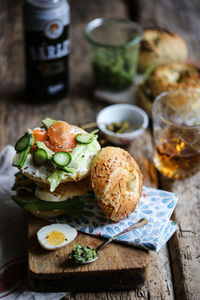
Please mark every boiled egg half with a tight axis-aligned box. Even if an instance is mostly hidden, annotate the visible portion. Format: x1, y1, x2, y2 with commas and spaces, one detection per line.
37, 223, 77, 250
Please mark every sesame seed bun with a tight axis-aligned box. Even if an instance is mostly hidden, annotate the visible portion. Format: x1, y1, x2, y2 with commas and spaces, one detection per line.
91, 147, 143, 222
138, 27, 188, 72
137, 62, 200, 115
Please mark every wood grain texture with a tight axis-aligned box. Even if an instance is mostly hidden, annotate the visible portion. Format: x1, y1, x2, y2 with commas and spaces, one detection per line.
130, 0, 200, 299
161, 175, 200, 300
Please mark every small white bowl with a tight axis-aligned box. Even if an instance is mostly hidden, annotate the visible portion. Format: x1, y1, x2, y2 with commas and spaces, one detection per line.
96, 104, 149, 145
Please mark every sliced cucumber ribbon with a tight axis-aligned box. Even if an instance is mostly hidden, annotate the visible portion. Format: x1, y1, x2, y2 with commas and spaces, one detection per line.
75, 129, 98, 144
13, 133, 34, 168
15, 133, 34, 152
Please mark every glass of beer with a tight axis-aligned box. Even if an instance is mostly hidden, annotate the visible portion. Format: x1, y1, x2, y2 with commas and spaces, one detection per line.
152, 90, 200, 179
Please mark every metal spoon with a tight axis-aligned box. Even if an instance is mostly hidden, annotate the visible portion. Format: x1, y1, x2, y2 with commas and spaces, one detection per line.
75, 218, 148, 264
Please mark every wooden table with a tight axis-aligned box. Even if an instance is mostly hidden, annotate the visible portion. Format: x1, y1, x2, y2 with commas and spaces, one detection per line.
0, 0, 199, 299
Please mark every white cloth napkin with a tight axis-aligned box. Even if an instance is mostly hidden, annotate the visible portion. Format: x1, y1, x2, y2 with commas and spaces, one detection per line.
0, 146, 66, 300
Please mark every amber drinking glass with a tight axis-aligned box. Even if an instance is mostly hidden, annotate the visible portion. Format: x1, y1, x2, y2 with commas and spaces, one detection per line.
152, 90, 200, 179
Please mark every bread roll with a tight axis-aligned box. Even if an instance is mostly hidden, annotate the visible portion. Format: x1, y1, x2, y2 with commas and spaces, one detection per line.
137, 62, 200, 115
138, 27, 188, 72
91, 147, 143, 222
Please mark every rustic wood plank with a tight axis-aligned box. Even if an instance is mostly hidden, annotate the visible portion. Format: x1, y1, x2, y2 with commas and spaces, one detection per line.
161, 175, 200, 300
128, 133, 175, 300
130, 0, 200, 299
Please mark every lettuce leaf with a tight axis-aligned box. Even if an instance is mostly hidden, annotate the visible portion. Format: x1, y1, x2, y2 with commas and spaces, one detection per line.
70, 137, 100, 166
12, 192, 96, 218
47, 138, 100, 192
42, 117, 56, 129
47, 170, 68, 192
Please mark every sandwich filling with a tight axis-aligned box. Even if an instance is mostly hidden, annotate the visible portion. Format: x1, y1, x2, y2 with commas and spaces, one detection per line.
13, 118, 100, 192
12, 172, 96, 218
12, 118, 100, 218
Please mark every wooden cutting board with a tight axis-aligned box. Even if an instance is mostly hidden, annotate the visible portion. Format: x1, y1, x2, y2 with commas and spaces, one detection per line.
27, 216, 150, 293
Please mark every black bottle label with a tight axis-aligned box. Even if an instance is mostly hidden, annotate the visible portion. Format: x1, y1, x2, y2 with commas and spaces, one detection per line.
24, 25, 69, 100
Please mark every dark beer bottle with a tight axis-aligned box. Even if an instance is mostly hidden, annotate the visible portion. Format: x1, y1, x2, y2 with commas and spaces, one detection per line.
23, 0, 70, 101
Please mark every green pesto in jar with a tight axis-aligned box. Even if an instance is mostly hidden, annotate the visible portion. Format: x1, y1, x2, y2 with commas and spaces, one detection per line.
91, 45, 139, 91
69, 244, 98, 263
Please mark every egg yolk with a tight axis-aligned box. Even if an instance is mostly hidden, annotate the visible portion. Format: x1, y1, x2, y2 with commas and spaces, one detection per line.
32, 121, 77, 153
45, 231, 66, 246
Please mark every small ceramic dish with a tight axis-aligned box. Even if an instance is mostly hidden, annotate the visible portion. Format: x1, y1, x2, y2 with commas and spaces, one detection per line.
96, 104, 149, 145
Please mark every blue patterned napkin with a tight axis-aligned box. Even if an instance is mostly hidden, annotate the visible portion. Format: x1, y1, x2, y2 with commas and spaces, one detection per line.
53, 186, 178, 252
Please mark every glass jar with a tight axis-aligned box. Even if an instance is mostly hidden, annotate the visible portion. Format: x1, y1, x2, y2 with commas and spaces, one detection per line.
85, 18, 142, 93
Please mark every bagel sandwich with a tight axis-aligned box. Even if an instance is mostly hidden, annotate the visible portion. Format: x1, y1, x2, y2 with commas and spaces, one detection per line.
12, 119, 142, 222
137, 62, 200, 115
12, 118, 100, 219
138, 27, 188, 73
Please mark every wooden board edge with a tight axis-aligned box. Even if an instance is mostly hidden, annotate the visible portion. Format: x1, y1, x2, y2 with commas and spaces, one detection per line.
28, 263, 150, 293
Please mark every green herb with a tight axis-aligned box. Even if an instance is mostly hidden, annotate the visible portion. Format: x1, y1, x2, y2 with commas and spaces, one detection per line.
69, 244, 98, 263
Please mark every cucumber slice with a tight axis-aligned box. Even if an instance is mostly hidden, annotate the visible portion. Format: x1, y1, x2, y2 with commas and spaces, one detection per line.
75, 129, 99, 144
13, 150, 28, 168
53, 151, 71, 167
33, 149, 48, 166
15, 133, 31, 151
13, 133, 34, 168
36, 141, 54, 159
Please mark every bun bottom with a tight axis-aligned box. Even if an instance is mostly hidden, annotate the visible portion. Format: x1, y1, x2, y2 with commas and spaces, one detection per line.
28, 209, 63, 220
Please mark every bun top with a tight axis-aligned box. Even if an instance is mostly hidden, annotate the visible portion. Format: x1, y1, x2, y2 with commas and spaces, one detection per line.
139, 27, 188, 72
91, 147, 143, 222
